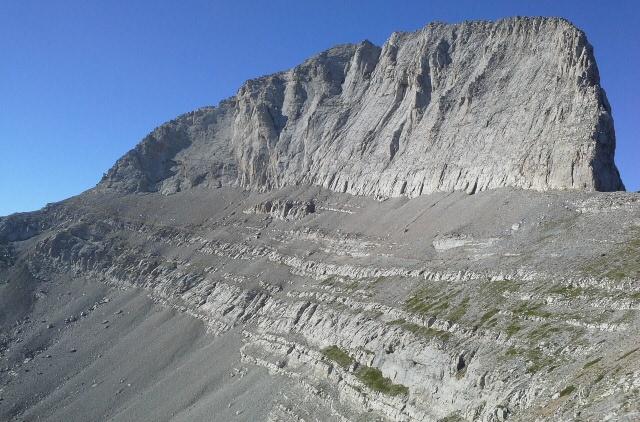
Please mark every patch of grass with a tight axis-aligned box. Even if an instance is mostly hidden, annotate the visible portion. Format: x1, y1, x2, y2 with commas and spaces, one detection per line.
447, 297, 469, 323
546, 284, 583, 298
480, 279, 520, 303
386, 319, 451, 342
583, 357, 603, 369
405, 285, 457, 317
616, 347, 639, 361
321, 345, 354, 369
505, 322, 522, 336
525, 347, 557, 374
528, 323, 560, 341
480, 308, 499, 325
505, 347, 518, 357
485, 317, 498, 327
406, 298, 449, 316
583, 227, 640, 281
512, 301, 552, 319
401, 322, 452, 342
356, 366, 408, 396
559, 385, 576, 397
504, 345, 558, 374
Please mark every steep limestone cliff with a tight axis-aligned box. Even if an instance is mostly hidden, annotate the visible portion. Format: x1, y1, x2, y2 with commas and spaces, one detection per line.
99, 17, 623, 198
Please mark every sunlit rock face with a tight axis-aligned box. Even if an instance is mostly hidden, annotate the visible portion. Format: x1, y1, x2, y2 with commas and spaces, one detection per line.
3, 17, 637, 422
100, 17, 623, 198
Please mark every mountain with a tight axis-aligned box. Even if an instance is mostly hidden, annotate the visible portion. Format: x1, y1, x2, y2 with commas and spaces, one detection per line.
100, 17, 623, 198
1, 17, 638, 422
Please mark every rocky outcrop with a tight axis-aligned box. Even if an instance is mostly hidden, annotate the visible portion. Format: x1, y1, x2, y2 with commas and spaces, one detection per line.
99, 17, 623, 198
244, 199, 316, 220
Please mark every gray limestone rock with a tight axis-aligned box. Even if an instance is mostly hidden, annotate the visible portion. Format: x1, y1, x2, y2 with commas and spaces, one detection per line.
2, 16, 637, 422
99, 17, 623, 198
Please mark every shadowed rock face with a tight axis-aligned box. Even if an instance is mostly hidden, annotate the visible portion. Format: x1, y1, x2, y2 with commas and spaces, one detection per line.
100, 17, 623, 197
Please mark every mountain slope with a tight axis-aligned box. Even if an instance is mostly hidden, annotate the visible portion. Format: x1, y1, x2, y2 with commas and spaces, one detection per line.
1, 16, 637, 422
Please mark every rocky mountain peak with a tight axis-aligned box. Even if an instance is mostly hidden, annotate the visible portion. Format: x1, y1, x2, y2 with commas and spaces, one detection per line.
99, 16, 624, 197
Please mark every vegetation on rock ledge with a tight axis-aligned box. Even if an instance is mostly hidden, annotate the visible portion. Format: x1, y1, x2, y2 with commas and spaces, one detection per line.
356, 366, 409, 396
321, 345, 354, 368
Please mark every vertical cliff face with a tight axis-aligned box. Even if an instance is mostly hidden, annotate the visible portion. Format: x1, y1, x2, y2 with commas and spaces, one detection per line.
99, 17, 624, 197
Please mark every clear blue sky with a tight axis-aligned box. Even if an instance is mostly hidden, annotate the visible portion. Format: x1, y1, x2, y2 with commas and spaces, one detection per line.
1, 0, 638, 215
